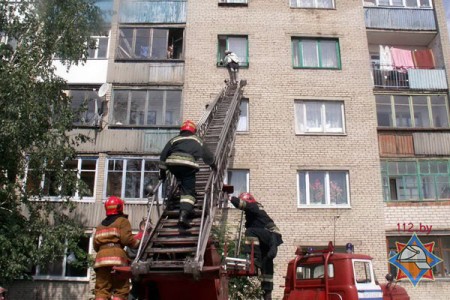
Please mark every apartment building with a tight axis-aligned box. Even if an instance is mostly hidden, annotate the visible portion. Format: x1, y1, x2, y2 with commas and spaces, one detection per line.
7, 0, 450, 299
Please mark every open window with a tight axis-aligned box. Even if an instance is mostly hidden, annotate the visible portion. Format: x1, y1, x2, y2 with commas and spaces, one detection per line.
116, 27, 184, 60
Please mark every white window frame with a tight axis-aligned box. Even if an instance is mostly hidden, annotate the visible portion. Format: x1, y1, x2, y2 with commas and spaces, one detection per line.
237, 98, 249, 132
69, 89, 103, 127
363, 0, 432, 8
25, 157, 98, 202
219, 0, 248, 3
34, 234, 93, 282
297, 170, 351, 208
291, 0, 335, 9
88, 35, 110, 59
225, 169, 250, 208
295, 100, 345, 134
104, 157, 162, 203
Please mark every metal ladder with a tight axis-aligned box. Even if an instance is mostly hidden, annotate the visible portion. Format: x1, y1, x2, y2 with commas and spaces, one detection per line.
132, 81, 246, 277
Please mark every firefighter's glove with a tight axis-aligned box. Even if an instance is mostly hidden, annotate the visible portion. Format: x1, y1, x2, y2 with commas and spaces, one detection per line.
159, 169, 167, 181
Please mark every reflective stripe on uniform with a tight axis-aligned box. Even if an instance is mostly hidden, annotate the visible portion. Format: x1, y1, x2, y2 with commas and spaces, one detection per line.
95, 228, 120, 239
94, 256, 129, 268
244, 236, 260, 245
171, 135, 203, 146
180, 195, 196, 206
166, 157, 199, 169
261, 274, 274, 282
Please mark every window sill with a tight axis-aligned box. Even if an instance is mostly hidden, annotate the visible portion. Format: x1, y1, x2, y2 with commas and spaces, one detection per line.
298, 205, 351, 209
114, 58, 185, 63
217, 63, 249, 69
218, 2, 248, 7
290, 7, 336, 10
33, 276, 90, 282
293, 66, 341, 70
377, 127, 450, 132
108, 125, 180, 130
296, 132, 346, 136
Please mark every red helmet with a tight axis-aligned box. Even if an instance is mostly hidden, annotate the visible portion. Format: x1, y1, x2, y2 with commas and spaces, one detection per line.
105, 196, 124, 216
180, 120, 196, 133
239, 192, 256, 203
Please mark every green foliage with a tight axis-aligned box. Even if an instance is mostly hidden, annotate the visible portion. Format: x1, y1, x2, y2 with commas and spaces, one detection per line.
211, 222, 263, 300
0, 0, 102, 284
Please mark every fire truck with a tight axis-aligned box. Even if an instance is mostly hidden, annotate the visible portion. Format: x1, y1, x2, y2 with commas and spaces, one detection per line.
113, 81, 410, 300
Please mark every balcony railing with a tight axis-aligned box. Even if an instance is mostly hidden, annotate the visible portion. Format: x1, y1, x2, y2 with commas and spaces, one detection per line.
364, 7, 436, 31
372, 64, 447, 90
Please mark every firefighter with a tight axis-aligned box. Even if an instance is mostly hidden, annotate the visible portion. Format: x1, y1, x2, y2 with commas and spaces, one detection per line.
159, 120, 216, 228
230, 192, 283, 300
93, 196, 140, 300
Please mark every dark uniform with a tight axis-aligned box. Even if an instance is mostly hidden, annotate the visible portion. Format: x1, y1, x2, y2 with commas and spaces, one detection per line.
230, 195, 283, 300
159, 129, 215, 227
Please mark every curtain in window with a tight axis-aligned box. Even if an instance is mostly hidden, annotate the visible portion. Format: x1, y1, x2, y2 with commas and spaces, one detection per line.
324, 102, 342, 131
305, 102, 322, 131
228, 37, 247, 64
237, 100, 248, 131
295, 102, 305, 133
301, 40, 319, 67
317, 0, 333, 8
320, 40, 338, 68
298, 0, 314, 7
329, 172, 347, 204
227, 170, 247, 196
309, 172, 326, 204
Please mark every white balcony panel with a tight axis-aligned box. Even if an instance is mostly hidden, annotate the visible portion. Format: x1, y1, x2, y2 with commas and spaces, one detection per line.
408, 69, 448, 90
53, 60, 108, 84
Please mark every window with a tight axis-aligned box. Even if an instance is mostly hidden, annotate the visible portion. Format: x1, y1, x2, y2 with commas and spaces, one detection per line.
26, 158, 98, 200
88, 36, 109, 59
295, 100, 344, 134
237, 99, 249, 132
111, 89, 182, 126
363, 0, 432, 8
35, 235, 92, 280
381, 160, 450, 202
376, 94, 449, 128
387, 236, 450, 278
290, 0, 335, 9
353, 261, 373, 284
292, 38, 340, 69
116, 27, 184, 60
298, 171, 350, 206
105, 158, 160, 201
296, 264, 335, 279
218, 35, 248, 67
219, 0, 248, 4
69, 89, 103, 127
226, 169, 249, 197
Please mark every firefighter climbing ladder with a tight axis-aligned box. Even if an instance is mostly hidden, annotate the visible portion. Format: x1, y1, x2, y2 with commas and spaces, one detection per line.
132, 81, 246, 278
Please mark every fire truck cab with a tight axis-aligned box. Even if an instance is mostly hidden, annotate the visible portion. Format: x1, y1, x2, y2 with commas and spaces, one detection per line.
283, 242, 410, 300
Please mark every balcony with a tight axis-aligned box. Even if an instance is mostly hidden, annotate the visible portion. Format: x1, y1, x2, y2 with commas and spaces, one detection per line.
372, 64, 447, 90
364, 7, 436, 31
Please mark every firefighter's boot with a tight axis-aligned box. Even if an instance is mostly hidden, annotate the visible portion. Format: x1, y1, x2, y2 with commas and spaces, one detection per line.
263, 290, 272, 300
178, 209, 191, 229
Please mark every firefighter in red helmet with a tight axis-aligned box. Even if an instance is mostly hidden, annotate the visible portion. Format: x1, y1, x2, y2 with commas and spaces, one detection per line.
230, 192, 283, 300
93, 196, 140, 300
159, 120, 216, 228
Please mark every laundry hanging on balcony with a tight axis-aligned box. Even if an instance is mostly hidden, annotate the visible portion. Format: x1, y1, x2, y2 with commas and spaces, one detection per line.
379, 45, 393, 71
412, 49, 435, 69
390, 47, 415, 72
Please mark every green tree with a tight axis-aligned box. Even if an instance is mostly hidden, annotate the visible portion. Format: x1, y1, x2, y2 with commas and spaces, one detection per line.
0, 0, 103, 283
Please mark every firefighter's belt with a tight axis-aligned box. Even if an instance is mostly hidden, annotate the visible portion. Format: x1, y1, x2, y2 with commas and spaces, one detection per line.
99, 243, 122, 250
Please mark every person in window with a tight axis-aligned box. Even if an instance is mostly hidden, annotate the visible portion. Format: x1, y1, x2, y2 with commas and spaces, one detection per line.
93, 196, 141, 300
222, 49, 240, 85
229, 192, 283, 300
159, 120, 216, 228
167, 44, 174, 59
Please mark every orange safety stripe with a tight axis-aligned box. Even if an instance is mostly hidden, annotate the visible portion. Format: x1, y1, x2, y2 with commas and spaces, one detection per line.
94, 256, 129, 268
95, 228, 120, 239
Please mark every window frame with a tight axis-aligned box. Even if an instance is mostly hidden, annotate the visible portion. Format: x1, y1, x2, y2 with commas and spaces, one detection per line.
292, 38, 341, 70
297, 170, 351, 208
69, 88, 103, 127
225, 169, 250, 208
290, 0, 335, 9
115, 26, 184, 61
363, 0, 432, 8
376, 94, 450, 129
110, 88, 182, 127
88, 35, 110, 59
294, 100, 345, 134
25, 157, 98, 202
237, 98, 249, 132
104, 157, 162, 203
217, 35, 249, 67
34, 234, 93, 281
381, 160, 450, 202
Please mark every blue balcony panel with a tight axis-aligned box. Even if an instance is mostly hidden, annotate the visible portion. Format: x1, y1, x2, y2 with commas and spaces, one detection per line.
408, 69, 448, 90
